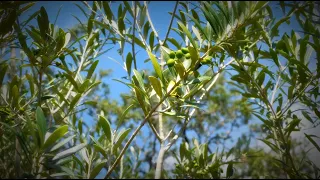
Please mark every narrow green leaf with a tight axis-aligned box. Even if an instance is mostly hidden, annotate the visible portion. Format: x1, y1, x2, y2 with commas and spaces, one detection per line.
182, 11, 208, 40
314, 109, 320, 118
64, 32, 71, 48
123, 1, 133, 17
11, 85, 19, 107
25, 74, 34, 96
149, 31, 154, 50
133, 86, 147, 115
50, 135, 76, 152
103, 1, 113, 22
226, 162, 234, 178
148, 76, 162, 98
271, 16, 291, 38
147, 50, 163, 82
258, 139, 280, 153
188, 46, 199, 68
167, 38, 181, 49
285, 117, 301, 135
70, 94, 81, 110
113, 128, 131, 152
302, 111, 313, 124
133, 69, 145, 91
94, 144, 107, 157
36, 107, 47, 145
89, 160, 108, 179
177, 21, 198, 49
86, 60, 99, 79
0, 64, 8, 87
126, 52, 132, 77
143, 21, 150, 39
257, 71, 265, 87
99, 115, 112, 142
39, 7, 49, 39
287, 85, 294, 100
118, 17, 125, 34
52, 143, 87, 161
42, 125, 68, 150
180, 143, 186, 161
305, 133, 320, 152
127, 34, 146, 49
117, 104, 134, 129
64, 73, 79, 91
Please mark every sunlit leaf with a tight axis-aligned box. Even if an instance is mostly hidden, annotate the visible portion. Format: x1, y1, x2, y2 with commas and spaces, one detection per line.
42, 125, 68, 150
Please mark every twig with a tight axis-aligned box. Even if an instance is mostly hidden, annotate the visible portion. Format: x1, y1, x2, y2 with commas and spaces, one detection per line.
161, 1, 179, 46
144, 1, 162, 44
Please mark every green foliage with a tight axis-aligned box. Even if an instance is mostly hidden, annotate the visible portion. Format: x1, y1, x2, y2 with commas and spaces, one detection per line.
0, 1, 319, 179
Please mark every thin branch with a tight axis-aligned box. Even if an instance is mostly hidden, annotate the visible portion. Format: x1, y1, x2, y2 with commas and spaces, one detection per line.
155, 144, 166, 179
148, 120, 162, 142
161, 1, 179, 46
144, 1, 162, 44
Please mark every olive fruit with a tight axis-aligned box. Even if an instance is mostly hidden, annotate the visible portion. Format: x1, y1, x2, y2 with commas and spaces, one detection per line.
201, 56, 212, 65
167, 58, 175, 67
181, 47, 189, 54
169, 51, 176, 59
176, 50, 184, 59
185, 53, 191, 59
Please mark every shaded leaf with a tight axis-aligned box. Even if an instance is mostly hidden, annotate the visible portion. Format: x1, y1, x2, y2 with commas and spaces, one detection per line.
89, 160, 108, 179
99, 115, 112, 142
52, 143, 87, 161
148, 76, 162, 98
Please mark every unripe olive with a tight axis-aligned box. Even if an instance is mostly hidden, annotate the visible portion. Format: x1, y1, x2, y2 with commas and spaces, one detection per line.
181, 47, 189, 54
19, 108, 24, 113
169, 51, 176, 59
176, 50, 183, 59
167, 58, 175, 67
185, 53, 191, 59
201, 56, 212, 64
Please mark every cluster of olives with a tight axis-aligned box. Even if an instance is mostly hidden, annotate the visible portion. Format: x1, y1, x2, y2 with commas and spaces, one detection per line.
167, 47, 191, 67
166, 47, 213, 68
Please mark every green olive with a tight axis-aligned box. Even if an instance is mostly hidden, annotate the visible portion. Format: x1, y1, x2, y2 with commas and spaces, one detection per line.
201, 56, 212, 64
185, 53, 191, 59
169, 51, 176, 59
181, 47, 189, 54
176, 50, 184, 59
167, 58, 175, 67
19, 108, 25, 113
